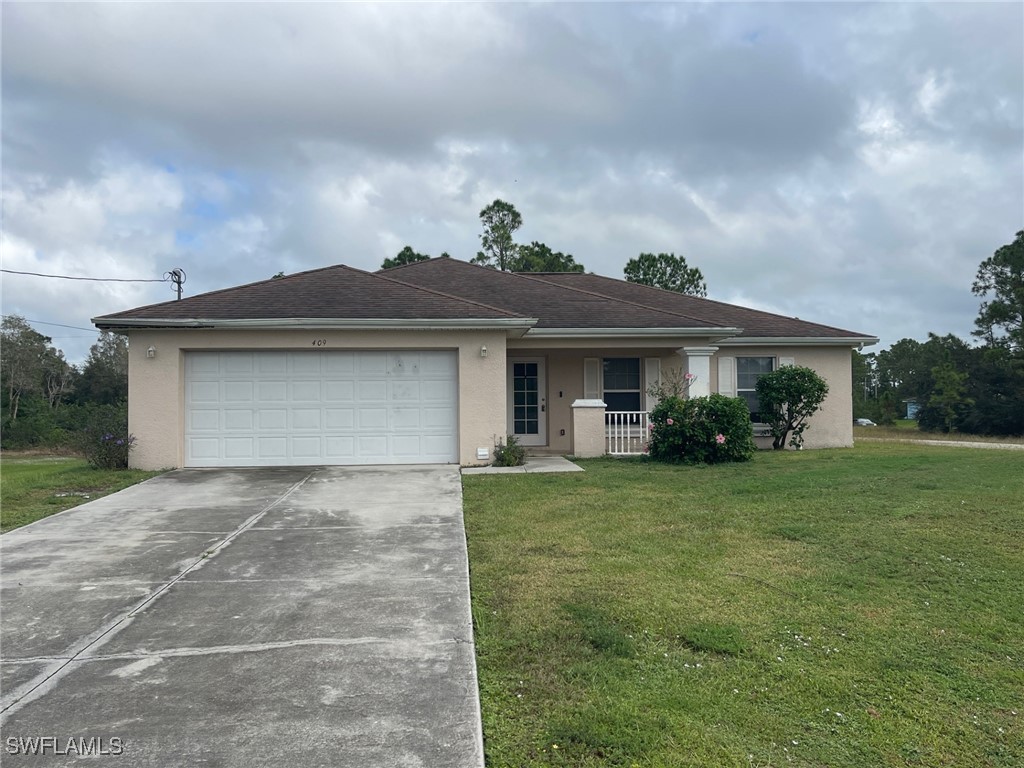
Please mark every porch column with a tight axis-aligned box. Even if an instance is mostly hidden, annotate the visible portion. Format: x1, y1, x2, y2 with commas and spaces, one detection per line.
571, 399, 607, 458
676, 346, 718, 398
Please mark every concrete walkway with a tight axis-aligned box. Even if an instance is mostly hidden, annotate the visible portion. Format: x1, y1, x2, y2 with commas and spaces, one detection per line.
461, 455, 584, 475
0, 466, 483, 767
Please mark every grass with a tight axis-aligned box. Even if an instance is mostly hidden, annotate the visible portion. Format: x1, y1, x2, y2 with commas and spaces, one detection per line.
0, 455, 161, 532
463, 443, 1024, 767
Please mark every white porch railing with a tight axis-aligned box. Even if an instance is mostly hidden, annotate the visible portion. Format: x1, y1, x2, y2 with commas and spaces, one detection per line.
606, 411, 649, 455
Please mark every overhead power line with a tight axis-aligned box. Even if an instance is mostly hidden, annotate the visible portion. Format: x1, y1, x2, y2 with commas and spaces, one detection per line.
23, 317, 97, 331
1, 269, 168, 283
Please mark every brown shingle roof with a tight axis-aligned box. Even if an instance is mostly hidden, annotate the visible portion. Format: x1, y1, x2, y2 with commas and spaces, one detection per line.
380, 258, 723, 330
526, 271, 872, 339
94, 264, 526, 325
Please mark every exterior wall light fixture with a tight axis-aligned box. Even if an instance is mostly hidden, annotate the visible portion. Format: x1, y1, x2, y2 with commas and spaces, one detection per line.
480, 345, 488, 358
147, 346, 157, 359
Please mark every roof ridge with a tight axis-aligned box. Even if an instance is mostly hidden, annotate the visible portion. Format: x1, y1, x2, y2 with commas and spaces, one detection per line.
368, 263, 529, 319
517, 272, 726, 328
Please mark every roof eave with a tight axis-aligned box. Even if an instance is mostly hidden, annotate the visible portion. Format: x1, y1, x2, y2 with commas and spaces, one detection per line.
718, 336, 879, 347
524, 327, 742, 339
91, 317, 538, 334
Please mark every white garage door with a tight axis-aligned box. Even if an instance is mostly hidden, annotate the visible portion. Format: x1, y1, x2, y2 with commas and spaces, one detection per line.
185, 350, 458, 467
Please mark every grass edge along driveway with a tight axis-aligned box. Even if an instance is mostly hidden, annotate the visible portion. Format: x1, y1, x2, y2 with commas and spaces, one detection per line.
1, 456, 161, 532
463, 443, 1023, 768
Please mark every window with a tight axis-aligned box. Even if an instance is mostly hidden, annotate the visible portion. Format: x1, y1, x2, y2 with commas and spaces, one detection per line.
603, 358, 641, 412
736, 356, 774, 422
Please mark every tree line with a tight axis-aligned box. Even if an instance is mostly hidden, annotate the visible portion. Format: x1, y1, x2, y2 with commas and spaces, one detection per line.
854, 231, 1023, 436
380, 198, 708, 296
1, 318, 129, 449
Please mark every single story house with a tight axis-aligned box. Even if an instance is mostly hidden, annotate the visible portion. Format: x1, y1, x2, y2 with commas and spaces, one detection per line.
93, 257, 877, 469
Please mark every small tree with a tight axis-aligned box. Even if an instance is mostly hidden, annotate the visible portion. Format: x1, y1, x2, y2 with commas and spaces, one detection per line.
511, 241, 585, 273
471, 199, 522, 271
755, 365, 829, 450
624, 252, 707, 297
381, 246, 431, 270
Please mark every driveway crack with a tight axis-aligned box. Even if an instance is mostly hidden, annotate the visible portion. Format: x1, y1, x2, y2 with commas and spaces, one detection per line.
0, 470, 317, 720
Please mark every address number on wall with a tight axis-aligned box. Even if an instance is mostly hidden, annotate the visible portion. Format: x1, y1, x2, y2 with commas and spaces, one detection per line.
311, 339, 328, 347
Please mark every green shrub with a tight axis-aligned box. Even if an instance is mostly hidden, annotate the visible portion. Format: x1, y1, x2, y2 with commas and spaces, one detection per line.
648, 394, 755, 464
71, 402, 135, 469
493, 434, 526, 467
755, 365, 829, 449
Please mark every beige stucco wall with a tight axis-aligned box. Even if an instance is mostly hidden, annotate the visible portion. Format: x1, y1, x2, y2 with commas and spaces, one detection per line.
713, 345, 854, 449
124, 328, 507, 470
505, 342, 855, 453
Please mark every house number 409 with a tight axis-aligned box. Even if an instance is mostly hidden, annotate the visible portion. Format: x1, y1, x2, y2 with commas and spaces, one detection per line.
311, 339, 327, 347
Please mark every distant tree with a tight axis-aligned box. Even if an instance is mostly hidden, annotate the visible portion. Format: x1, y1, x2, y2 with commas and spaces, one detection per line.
754, 365, 829, 449
624, 252, 707, 297
471, 199, 522, 271
42, 348, 75, 409
512, 241, 585, 273
76, 332, 128, 406
926, 362, 972, 433
972, 230, 1023, 352
0, 315, 50, 420
381, 246, 431, 270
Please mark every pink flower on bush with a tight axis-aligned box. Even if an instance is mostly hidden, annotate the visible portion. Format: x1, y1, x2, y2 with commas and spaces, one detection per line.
666, 418, 674, 426
685, 373, 697, 380
715, 433, 726, 444
648, 422, 655, 431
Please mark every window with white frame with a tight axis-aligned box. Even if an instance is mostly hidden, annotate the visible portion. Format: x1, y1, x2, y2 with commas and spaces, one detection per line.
736, 356, 774, 422
602, 357, 642, 412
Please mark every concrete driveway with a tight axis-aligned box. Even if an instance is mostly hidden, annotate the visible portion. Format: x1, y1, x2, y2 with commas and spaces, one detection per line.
0, 466, 483, 767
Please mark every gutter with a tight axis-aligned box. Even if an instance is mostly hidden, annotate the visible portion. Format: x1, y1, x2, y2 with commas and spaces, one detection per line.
523, 327, 742, 339
717, 336, 880, 347
91, 317, 539, 334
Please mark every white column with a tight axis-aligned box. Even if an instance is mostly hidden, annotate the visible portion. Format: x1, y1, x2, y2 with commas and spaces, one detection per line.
677, 346, 718, 398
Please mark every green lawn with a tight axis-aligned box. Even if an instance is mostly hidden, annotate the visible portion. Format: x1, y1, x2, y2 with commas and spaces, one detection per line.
463, 444, 1024, 767
855, 422, 1024, 445
1, 456, 161, 532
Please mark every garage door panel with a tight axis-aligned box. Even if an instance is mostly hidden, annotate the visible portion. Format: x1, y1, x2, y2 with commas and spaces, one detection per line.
258, 353, 288, 373
258, 409, 287, 430
391, 407, 421, 429
324, 352, 355, 373
222, 354, 254, 374
185, 351, 457, 466
291, 355, 321, 374
224, 437, 255, 459
291, 380, 321, 401
258, 381, 288, 401
358, 408, 388, 429
223, 381, 254, 402
325, 409, 354, 429
223, 410, 253, 430
325, 380, 355, 402
189, 437, 220, 459
190, 381, 220, 403
190, 410, 220, 431
292, 409, 321, 430
291, 436, 322, 458
258, 436, 288, 459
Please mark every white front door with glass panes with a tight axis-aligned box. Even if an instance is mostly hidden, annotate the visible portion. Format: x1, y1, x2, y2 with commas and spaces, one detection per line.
508, 359, 546, 446
736, 356, 775, 422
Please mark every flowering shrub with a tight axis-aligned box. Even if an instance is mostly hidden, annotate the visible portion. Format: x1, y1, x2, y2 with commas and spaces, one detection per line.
648, 395, 755, 464
82, 432, 136, 469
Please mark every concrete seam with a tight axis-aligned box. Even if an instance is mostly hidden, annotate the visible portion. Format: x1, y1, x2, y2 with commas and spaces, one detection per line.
0, 470, 317, 720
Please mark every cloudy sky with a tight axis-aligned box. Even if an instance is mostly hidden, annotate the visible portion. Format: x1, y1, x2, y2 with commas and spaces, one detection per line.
2, 2, 1021, 363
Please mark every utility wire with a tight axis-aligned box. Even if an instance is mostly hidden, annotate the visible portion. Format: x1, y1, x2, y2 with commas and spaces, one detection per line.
1, 269, 168, 283
23, 319, 98, 331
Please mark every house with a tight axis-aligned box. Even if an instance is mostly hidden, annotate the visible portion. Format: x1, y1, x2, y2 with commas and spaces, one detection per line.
92, 257, 877, 469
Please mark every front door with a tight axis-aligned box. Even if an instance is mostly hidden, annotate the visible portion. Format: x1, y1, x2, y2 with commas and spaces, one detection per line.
507, 359, 546, 447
